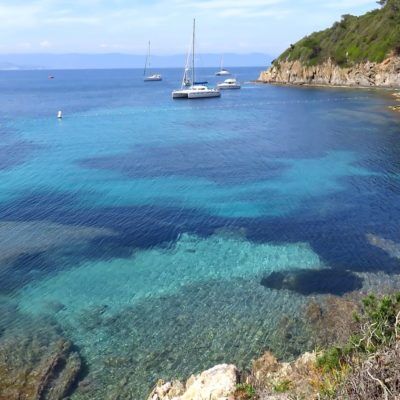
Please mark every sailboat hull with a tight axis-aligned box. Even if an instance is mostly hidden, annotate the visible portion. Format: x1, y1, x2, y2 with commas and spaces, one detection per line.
216, 71, 231, 76
144, 75, 162, 81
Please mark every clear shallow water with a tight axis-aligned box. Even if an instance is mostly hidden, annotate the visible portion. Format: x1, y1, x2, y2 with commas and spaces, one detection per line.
1, 67, 400, 398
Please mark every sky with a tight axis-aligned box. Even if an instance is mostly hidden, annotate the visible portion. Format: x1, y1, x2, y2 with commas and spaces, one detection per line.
0, 0, 380, 56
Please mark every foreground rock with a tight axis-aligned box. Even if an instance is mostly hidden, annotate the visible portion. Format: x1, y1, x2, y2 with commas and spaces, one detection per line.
147, 364, 239, 400
258, 56, 400, 88
0, 333, 82, 400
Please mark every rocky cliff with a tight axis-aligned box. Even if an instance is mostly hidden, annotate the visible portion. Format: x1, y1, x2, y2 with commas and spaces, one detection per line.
258, 56, 400, 87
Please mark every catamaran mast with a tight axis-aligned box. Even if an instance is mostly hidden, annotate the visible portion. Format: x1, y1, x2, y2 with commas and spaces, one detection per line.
192, 19, 196, 86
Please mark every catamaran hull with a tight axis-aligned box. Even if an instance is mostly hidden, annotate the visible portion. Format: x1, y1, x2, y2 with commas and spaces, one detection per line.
172, 89, 221, 99
217, 84, 241, 90
172, 90, 189, 98
144, 77, 162, 81
187, 91, 221, 98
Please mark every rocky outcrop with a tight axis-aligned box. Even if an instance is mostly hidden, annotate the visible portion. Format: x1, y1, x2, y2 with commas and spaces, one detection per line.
147, 364, 239, 400
258, 56, 400, 88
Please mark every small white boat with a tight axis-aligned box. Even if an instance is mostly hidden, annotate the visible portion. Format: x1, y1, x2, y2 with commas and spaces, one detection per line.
172, 19, 221, 100
144, 74, 162, 82
143, 41, 162, 82
217, 78, 241, 90
215, 57, 231, 76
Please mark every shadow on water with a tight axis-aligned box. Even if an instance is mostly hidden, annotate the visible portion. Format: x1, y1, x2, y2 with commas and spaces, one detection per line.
0, 141, 43, 171
2, 162, 400, 295
260, 268, 363, 296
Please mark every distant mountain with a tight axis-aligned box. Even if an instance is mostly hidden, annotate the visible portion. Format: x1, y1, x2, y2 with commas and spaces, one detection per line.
0, 61, 45, 71
0, 53, 272, 70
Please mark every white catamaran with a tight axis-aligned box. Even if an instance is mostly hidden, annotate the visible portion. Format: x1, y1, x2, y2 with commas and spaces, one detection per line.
172, 19, 221, 99
144, 41, 162, 82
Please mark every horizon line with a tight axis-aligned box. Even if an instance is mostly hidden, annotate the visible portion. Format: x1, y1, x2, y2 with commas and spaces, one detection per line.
0, 51, 273, 56
0, 65, 267, 71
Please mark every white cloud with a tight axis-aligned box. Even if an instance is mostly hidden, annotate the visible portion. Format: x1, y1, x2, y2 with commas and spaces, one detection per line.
323, 0, 376, 9
175, 0, 283, 9
0, 0, 380, 54
39, 40, 52, 48
0, 3, 42, 28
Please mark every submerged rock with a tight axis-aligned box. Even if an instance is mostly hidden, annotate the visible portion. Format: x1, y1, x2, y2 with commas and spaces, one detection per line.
389, 105, 400, 113
147, 364, 239, 400
0, 333, 82, 400
260, 268, 363, 295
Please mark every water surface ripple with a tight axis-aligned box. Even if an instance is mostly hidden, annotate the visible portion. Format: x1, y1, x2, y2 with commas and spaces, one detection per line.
0, 68, 400, 398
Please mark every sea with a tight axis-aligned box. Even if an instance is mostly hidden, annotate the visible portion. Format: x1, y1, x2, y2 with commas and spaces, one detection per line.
0, 67, 400, 398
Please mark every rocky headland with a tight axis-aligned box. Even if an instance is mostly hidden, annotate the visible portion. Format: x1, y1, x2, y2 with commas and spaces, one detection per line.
258, 0, 400, 90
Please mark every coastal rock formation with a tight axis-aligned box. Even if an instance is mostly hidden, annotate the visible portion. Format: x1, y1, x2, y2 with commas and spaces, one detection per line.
251, 351, 319, 399
258, 56, 400, 88
147, 364, 239, 400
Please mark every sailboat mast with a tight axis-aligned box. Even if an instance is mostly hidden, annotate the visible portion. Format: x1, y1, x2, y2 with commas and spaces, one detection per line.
144, 41, 150, 76
192, 19, 196, 85
148, 40, 151, 72
143, 41, 150, 76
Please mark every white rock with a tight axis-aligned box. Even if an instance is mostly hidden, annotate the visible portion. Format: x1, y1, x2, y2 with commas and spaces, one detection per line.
147, 364, 238, 400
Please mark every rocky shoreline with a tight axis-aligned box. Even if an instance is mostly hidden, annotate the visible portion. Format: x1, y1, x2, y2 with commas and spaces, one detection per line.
146, 291, 400, 400
146, 352, 319, 400
257, 56, 400, 88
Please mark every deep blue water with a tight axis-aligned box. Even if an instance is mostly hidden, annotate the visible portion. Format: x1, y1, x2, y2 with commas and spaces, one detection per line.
1, 67, 400, 398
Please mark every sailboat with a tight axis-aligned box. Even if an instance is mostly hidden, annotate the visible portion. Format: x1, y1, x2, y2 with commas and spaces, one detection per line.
172, 19, 220, 99
215, 56, 231, 76
144, 41, 162, 82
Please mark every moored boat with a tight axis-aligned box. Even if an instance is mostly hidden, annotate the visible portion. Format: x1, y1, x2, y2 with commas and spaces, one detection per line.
172, 19, 221, 100
215, 57, 231, 76
143, 41, 162, 82
217, 78, 241, 90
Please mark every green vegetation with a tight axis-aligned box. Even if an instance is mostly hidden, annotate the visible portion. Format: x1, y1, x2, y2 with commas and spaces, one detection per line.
315, 292, 400, 398
272, 379, 292, 393
235, 383, 257, 399
277, 0, 400, 67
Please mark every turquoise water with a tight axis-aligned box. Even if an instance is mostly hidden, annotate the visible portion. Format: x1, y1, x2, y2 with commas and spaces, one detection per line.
1, 68, 400, 398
